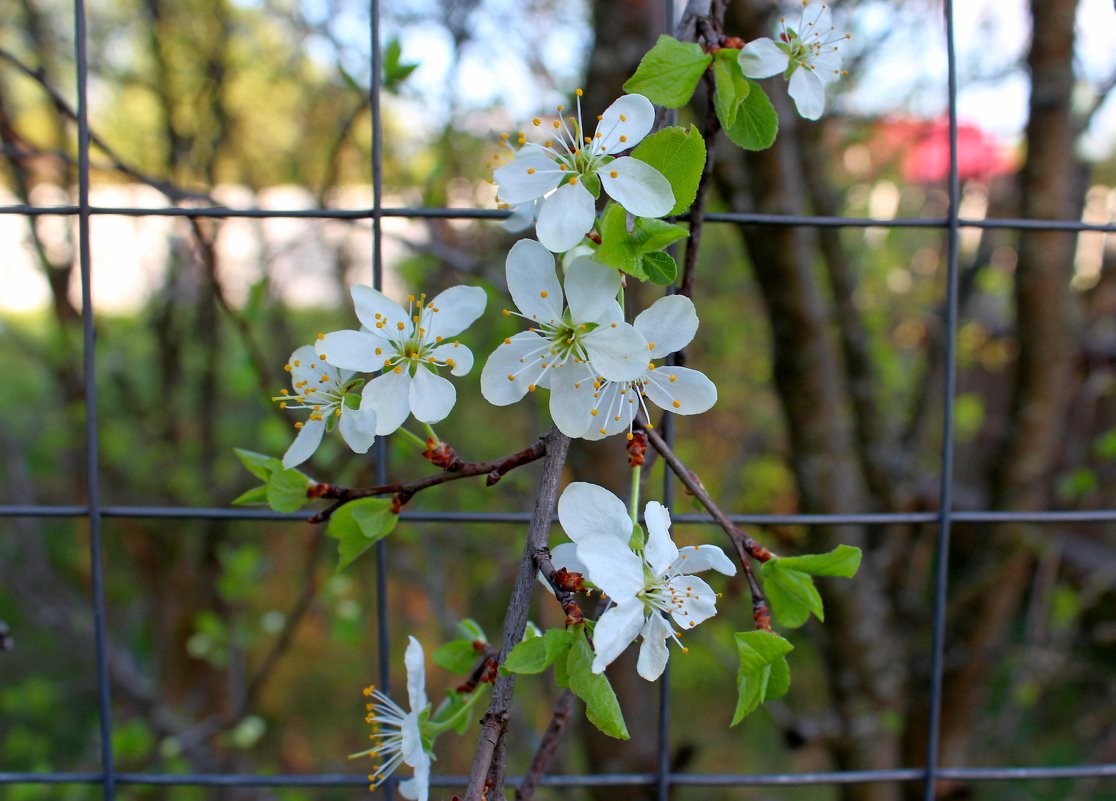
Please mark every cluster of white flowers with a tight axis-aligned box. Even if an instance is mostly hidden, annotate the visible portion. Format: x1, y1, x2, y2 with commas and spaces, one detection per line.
551, 482, 736, 679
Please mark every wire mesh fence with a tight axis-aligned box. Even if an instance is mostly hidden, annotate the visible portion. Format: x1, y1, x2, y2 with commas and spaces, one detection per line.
2, 1, 1116, 800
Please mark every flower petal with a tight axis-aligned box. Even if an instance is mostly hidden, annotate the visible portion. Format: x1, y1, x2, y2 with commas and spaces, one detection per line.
423, 285, 487, 340
352, 284, 409, 334
584, 322, 650, 382
634, 295, 698, 356
547, 362, 596, 438
671, 544, 737, 577
788, 66, 826, 120
400, 753, 430, 801
361, 368, 412, 435
480, 331, 550, 405
813, 48, 843, 85
600, 157, 674, 218
738, 37, 789, 78
494, 152, 564, 205
549, 541, 588, 577
666, 574, 719, 628
643, 501, 679, 576
558, 481, 635, 545
505, 239, 564, 324
577, 535, 645, 600
637, 613, 673, 681
595, 94, 655, 155
642, 366, 717, 416
281, 418, 325, 468
404, 635, 428, 712
590, 601, 646, 673
409, 366, 456, 424
318, 330, 384, 372
287, 344, 324, 386
535, 182, 596, 253
501, 198, 541, 233
563, 256, 621, 324
429, 341, 473, 376
338, 403, 377, 454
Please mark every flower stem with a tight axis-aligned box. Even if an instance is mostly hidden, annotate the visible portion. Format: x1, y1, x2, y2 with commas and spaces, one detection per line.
422, 422, 440, 444
396, 427, 428, 450
629, 464, 642, 526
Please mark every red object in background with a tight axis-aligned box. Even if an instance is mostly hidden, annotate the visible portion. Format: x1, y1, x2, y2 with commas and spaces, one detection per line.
873, 117, 1015, 183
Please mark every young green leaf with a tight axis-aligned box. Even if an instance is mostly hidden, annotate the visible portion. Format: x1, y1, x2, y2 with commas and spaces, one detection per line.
731, 630, 794, 725
457, 618, 487, 643
433, 639, 481, 675
566, 630, 629, 739
231, 485, 268, 506
630, 125, 707, 215
642, 251, 678, 286
761, 560, 825, 628
325, 497, 398, 571
266, 468, 313, 514
504, 627, 574, 675
234, 448, 282, 482
711, 51, 750, 129
623, 35, 712, 108
775, 545, 862, 578
721, 80, 778, 152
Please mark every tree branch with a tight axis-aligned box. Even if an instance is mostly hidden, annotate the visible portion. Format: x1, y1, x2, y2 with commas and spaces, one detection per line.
514, 688, 576, 801
462, 429, 571, 801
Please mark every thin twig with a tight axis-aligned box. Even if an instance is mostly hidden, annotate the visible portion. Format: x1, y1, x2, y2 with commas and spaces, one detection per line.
514, 688, 576, 801
462, 429, 571, 801
306, 434, 549, 523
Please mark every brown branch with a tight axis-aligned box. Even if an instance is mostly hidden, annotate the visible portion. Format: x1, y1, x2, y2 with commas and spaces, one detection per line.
533, 547, 587, 628
306, 434, 549, 523
462, 429, 571, 801
514, 688, 576, 801
678, 70, 722, 312
638, 419, 772, 630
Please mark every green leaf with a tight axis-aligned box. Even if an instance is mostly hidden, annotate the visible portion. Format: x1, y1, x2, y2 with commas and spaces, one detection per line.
231, 485, 267, 506
566, 630, 629, 739
731, 631, 794, 725
382, 37, 418, 91
642, 251, 678, 286
433, 640, 480, 675
266, 468, 313, 514
623, 35, 712, 108
761, 561, 824, 628
630, 125, 707, 215
721, 80, 778, 152
504, 627, 574, 675
596, 203, 689, 281
775, 545, 862, 578
457, 618, 487, 643
711, 51, 750, 129
581, 170, 602, 199
325, 497, 398, 571
234, 448, 281, 482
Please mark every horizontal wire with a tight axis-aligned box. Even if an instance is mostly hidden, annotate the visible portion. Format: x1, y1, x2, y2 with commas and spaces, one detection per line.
2, 764, 1114, 787
2, 505, 1116, 525
0, 203, 1113, 232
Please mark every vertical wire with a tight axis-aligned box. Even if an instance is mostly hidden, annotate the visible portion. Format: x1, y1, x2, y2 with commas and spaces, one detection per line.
370, 1, 392, 797
922, 1, 961, 799
657, 4, 676, 799
74, 1, 116, 799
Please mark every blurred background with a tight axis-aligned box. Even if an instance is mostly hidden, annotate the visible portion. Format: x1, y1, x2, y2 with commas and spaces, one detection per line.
2, 0, 1116, 799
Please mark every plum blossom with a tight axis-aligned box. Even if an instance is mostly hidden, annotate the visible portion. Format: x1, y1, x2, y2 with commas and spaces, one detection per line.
552, 483, 736, 680
351, 636, 432, 801
738, 1, 849, 120
480, 239, 649, 436
494, 91, 674, 252
319, 284, 487, 435
275, 344, 377, 468
578, 294, 717, 440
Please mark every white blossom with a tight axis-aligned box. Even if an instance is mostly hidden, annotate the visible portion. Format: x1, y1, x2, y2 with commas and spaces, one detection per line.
552, 483, 736, 681
351, 637, 432, 801
480, 239, 649, 437
494, 91, 674, 252
275, 344, 377, 468
319, 284, 487, 435
738, 1, 849, 120
577, 295, 717, 440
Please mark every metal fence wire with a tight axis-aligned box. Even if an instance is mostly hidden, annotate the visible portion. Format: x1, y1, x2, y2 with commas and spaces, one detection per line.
2, 0, 1116, 800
